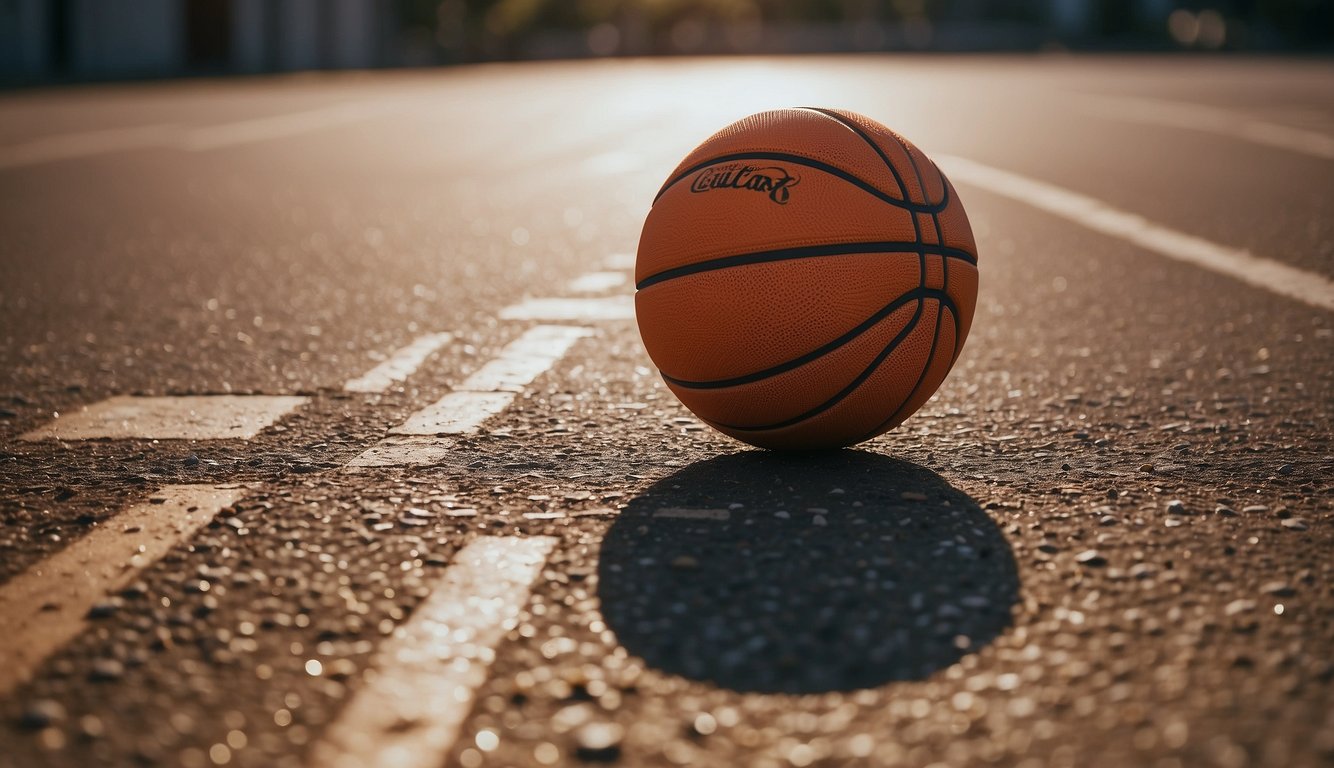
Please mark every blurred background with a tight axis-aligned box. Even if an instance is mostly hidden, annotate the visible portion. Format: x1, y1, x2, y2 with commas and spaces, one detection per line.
1, 0, 1331, 84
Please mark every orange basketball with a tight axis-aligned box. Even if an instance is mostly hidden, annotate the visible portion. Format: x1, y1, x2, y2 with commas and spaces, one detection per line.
635, 108, 979, 450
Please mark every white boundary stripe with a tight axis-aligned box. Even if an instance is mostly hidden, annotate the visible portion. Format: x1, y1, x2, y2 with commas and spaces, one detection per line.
354, 325, 593, 460
0, 123, 180, 170
936, 154, 1334, 313
308, 536, 557, 768
390, 391, 516, 436
1078, 95, 1334, 161
385, 326, 591, 437
20, 394, 310, 441
566, 271, 629, 294
0, 485, 245, 697
180, 101, 399, 151
499, 297, 634, 321
583, 150, 644, 175
344, 332, 453, 393
0, 101, 402, 170
345, 437, 455, 468
457, 325, 594, 392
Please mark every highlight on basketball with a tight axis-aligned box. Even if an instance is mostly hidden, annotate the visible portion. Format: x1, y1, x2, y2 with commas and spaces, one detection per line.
1, 4, 1328, 768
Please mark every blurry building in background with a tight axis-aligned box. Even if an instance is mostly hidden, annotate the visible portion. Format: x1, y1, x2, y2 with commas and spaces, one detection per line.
0, 0, 389, 81
1, 0, 1330, 83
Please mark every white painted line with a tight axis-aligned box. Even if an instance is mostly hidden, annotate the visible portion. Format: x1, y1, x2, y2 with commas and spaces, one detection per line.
181, 101, 399, 151
344, 332, 453, 393
936, 154, 1334, 313
0, 123, 180, 170
1078, 95, 1334, 161
307, 536, 557, 768
458, 325, 594, 392
20, 395, 310, 441
0, 485, 245, 697
499, 297, 634, 322
347, 437, 456, 468
603, 253, 637, 271
583, 150, 644, 175
357, 325, 594, 462
654, 507, 730, 521
0, 101, 402, 169
389, 391, 516, 436
567, 271, 629, 294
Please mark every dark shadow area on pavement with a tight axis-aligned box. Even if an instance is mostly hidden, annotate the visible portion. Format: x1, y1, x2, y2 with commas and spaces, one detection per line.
597, 450, 1019, 694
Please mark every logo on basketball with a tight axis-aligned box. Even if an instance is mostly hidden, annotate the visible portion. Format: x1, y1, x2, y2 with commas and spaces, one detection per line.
690, 163, 800, 204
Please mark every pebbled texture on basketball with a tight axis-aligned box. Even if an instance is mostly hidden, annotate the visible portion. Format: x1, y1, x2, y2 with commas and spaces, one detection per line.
635, 108, 978, 450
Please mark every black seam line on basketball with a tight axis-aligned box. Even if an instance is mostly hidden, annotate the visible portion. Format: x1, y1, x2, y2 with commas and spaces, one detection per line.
809, 107, 927, 267
635, 241, 977, 290
859, 299, 945, 443
709, 298, 929, 433
718, 295, 958, 434
943, 302, 965, 368
925, 147, 952, 361
796, 107, 912, 202
933, 180, 952, 361
660, 288, 950, 390
880, 122, 932, 298
652, 151, 950, 214
886, 127, 942, 209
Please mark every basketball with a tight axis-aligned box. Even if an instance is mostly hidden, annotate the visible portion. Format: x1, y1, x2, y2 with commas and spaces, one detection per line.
635, 108, 979, 450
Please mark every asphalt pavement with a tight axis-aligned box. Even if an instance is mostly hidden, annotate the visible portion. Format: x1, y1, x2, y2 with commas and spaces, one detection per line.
0, 55, 1331, 768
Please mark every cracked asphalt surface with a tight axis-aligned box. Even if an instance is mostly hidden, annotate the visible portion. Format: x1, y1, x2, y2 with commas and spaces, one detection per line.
1, 56, 1332, 768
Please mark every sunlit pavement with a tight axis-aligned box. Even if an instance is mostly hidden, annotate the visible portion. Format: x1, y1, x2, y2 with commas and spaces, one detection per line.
0, 55, 1331, 768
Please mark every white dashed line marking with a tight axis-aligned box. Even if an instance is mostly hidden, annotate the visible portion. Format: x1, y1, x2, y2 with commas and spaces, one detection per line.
0, 485, 245, 697
0, 102, 404, 169
345, 437, 455, 468
20, 395, 309, 441
343, 332, 453, 393
353, 325, 593, 464
583, 150, 644, 175
0, 123, 180, 170
567, 271, 630, 294
1078, 94, 1334, 160
499, 297, 635, 321
389, 391, 517, 437
457, 325, 594, 392
602, 252, 637, 271
307, 536, 557, 768
936, 154, 1334, 313
181, 101, 399, 151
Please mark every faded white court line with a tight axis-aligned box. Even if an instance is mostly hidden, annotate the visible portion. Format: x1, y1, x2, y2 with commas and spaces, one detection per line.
307, 536, 557, 768
387, 326, 592, 437
0, 101, 402, 169
0, 485, 245, 697
353, 325, 593, 464
343, 332, 453, 393
567, 271, 629, 294
500, 296, 635, 321
457, 325, 594, 392
181, 100, 399, 151
20, 394, 309, 441
1078, 95, 1334, 161
390, 391, 517, 436
346, 437, 456, 468
583, 150, 644, 175
936, 154, 1334, 313
0, 123, 180, 170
